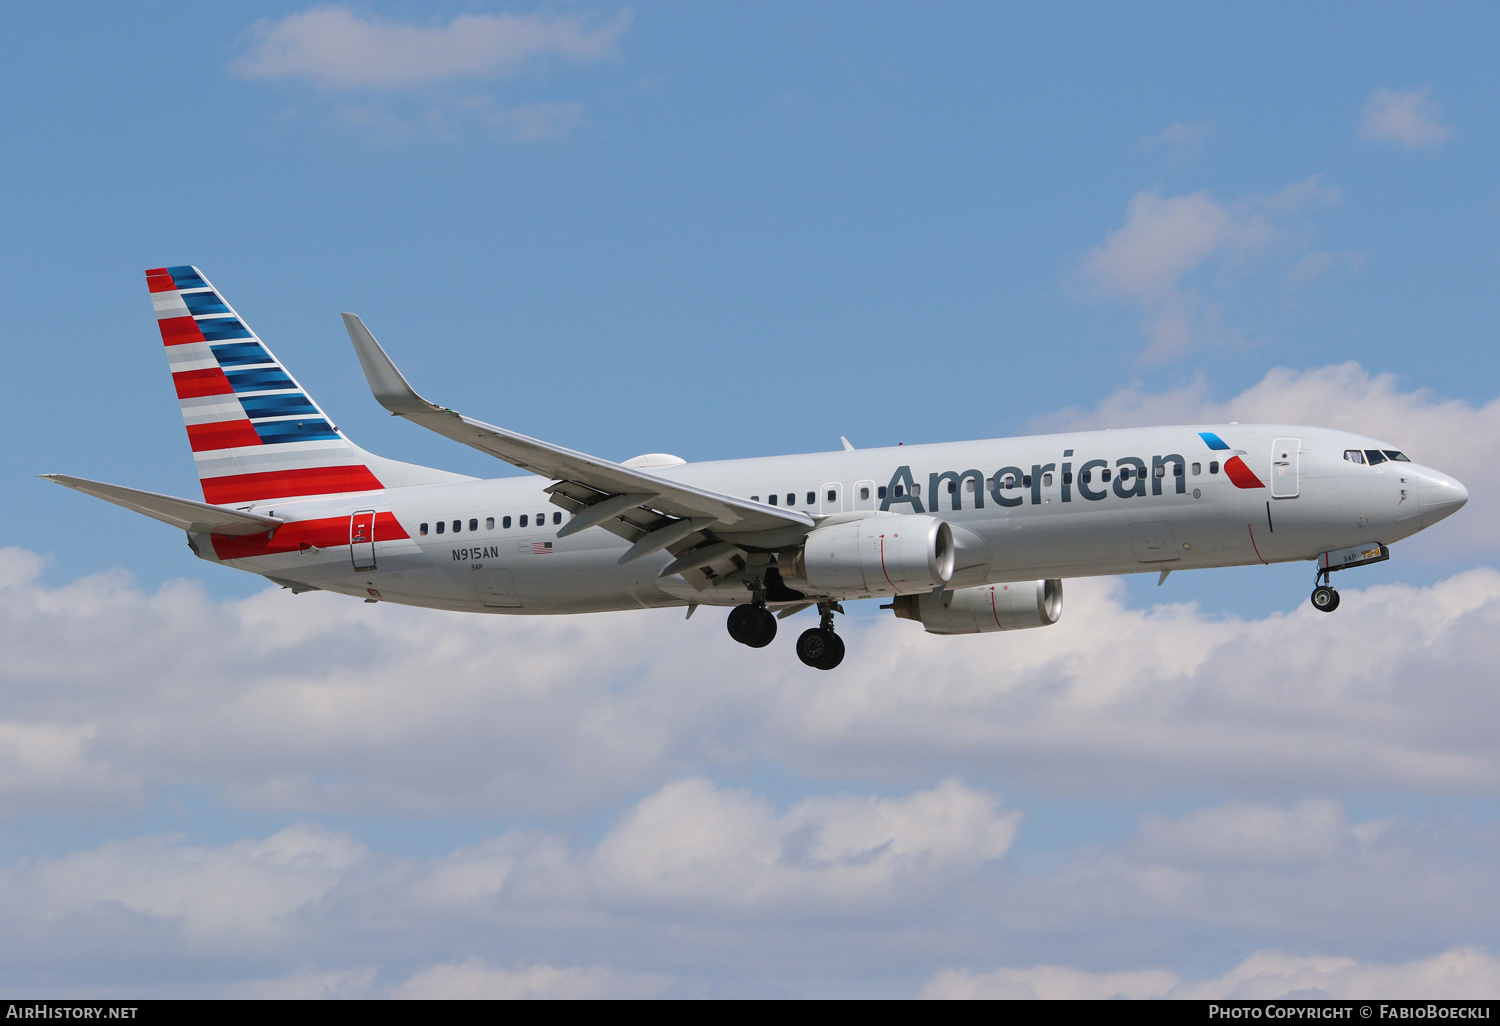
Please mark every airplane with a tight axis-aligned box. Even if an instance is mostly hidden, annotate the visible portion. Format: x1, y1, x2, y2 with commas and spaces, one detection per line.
43, 266, 1470, 670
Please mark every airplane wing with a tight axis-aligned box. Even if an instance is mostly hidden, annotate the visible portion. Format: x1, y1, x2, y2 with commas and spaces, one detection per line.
40, 475, 285, 536
342, 314, 814, 569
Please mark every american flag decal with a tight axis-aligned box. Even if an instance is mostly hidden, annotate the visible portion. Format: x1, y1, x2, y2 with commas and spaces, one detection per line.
533, 542, 554, 555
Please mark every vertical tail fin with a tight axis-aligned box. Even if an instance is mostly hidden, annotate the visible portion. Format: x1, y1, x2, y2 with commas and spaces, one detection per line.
147, 265, 386, 505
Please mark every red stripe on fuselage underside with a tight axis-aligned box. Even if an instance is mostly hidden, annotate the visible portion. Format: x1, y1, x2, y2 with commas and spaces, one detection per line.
146, 269, 176, 293
211, 511, 409, 561
158, 316, 205, 345
172, 367, 234, 398
199, 465, 385, 505
1224, 456, 1265, 489
186, 419, 262, 452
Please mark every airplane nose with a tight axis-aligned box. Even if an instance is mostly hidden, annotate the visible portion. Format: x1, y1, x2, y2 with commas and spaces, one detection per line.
1417, 469, 1469, 528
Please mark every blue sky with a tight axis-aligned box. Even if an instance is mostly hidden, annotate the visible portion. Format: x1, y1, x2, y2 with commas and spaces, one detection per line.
3, 1, 1500, 998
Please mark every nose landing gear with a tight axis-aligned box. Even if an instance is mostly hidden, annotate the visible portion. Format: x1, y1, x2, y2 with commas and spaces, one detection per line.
1310, 568, 1340, 613
795, 602, 845, 670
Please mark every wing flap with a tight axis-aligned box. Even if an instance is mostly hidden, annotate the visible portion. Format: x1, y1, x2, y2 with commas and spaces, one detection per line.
41, 474, 285, 536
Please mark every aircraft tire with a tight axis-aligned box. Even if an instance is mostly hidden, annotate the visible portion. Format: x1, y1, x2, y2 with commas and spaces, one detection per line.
796, 628, 845, 669
727, 604, 765, 645
1311, 585, 1340, 612
746, 607, 778, 648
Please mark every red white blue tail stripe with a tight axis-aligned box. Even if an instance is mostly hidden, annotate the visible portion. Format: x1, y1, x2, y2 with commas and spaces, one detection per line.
146, 265, 384, 504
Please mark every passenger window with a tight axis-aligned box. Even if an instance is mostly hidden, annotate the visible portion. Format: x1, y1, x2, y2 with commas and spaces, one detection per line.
503, 516, 512, 528
966, 478, 976, 492
1365, 450, 1388, 465
553, 512, 562, 525
877, 486, 887, 499
1003, 476, 1016, 488
911, 484, 921, 496
419, 523, 429, 536
469, 518, 478, 531
1191, 462, 1201, 475
1042, 472, 1053, 486
860, 487, 870, 500
1121, 468, 1132, 480
1154, 464, 1166, 478
786, 493, 795, 505
1209, 461, 1219, 474
1384, 450, 1410, 462
520, 515, 528, 527
485, 517, 494, 530
826, 489, 837, 502
538, 512, 546, 524
1061, 472, 1072, 485
452, 520, 461, 533
769, 494, 778, 505
1081, 471, 1091, 484
806, 492, 815, 505
894, 485, 904, 498
1022, 475, 1032, 487
947, 481, 957, 494
436, 521, 445, 534
985, 478, 994, 489
751, 495, 759, 502
1102, 468, 1112, 481
1174, 463, 1184, 477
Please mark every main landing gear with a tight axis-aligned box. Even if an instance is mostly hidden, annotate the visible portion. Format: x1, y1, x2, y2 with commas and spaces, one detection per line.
795, 603, 845, 671
1310, 568, 1340, 613
726, 603, 777, 647
726, 596, 845, 670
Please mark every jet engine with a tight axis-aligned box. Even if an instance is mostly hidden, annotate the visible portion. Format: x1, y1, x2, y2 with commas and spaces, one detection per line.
891, 579, 1063, 634
782, 514, 955, 597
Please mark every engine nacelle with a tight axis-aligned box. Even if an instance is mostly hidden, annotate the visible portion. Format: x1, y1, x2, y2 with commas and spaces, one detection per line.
891, 579, 1063, 634
785, 514, 955, 597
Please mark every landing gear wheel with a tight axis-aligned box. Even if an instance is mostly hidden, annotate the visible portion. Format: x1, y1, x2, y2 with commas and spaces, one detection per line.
727, 604, 777, 647
796, 628, 845, 670
1311, 585, 1340, 612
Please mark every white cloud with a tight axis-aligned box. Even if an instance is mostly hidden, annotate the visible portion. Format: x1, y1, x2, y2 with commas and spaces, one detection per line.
1027, 362, 1499, 556
1142, 121, 1210, 162
3, 532, 1500, 821
1134, 799, 1345, 868
921, 947, 1500, 999
586, 777, 1019, 914
5, 785, 1498, 995
11, 825, 364, 944
394, 960, 668, 999
1082, 180, 1342, 360
233, 6, 626, 141
235, 6, 628, 89
1359, 87, 1453, 149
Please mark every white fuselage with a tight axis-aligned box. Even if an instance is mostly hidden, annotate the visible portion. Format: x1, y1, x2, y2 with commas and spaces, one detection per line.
194, 423, 1466, 614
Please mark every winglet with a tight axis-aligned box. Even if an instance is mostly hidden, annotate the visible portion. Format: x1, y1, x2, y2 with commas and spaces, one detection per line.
841, 436, 855, 451
342, 313, 441, 417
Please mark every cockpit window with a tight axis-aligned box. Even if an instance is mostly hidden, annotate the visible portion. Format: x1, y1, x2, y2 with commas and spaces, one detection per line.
1364, 450, 1388, 465
1383, 450, 1411, 462
1343, 449, 1365, 464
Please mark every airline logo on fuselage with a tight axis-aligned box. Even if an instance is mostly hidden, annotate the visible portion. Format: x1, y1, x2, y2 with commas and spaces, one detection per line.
880, 436, 1263, 514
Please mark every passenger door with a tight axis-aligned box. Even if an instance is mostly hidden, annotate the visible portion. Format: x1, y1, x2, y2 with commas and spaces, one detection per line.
853, 480, 875, 511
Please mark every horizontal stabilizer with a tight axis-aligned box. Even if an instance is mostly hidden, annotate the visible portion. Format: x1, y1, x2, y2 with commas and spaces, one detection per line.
40, 474, 284, 536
